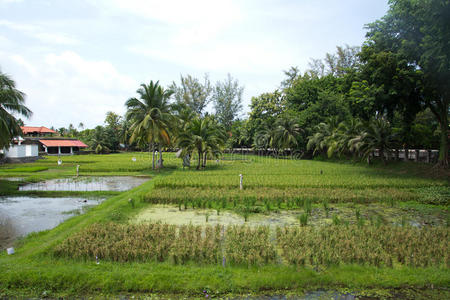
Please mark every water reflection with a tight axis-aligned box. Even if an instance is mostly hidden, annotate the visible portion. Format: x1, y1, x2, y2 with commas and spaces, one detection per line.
228, 291, 365, 299
19, 176, 149, 192
0, 196, 103, 248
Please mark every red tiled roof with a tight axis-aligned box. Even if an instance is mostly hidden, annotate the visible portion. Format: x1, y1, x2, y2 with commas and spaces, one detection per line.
21, 126, 57, 134
39, 140, 88, 147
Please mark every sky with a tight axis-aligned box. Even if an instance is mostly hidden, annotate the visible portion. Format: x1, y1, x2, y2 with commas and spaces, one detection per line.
0, 0, 389, 129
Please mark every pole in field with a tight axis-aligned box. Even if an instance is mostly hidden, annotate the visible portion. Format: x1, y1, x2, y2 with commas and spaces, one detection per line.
239, 174, 243, 190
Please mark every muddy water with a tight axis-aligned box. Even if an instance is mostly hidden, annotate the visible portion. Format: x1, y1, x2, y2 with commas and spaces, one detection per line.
133, 205, 300, 227
0, 196, 102, 248
19, 176, 149, 191
134, 203, 446, 228
228, 291, 362, 299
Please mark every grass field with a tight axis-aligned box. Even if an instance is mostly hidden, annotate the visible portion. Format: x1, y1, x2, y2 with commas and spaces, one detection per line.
0, 152, 449, 298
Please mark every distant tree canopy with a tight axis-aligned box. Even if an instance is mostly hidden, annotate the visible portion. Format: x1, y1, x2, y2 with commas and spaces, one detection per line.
41, 0, 448, 167
169, 74, 212, 116
213, 74, 244, 132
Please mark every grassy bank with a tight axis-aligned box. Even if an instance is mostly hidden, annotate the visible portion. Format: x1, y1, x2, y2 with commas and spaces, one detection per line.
0, 153, 449, 298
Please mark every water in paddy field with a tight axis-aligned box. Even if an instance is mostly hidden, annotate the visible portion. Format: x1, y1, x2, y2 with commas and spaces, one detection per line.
18, 176, 149, 191
0, 196, 103, 248
229, 291, 362, 299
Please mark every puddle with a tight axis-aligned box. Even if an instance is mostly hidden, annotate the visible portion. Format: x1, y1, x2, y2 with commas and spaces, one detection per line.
133, 205, 300, 227
19, 176, 149, 192
0, 196, 103, 248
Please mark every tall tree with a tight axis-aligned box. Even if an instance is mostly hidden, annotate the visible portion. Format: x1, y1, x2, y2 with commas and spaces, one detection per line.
104, 111, 122, 151
125, 81, 174, 169
0, 71, 32, 149
170, 74, 212, 115
213, 74, 244, 132
274, 115, 302, 150
177, 116, 225, 169
247, 90, 286, 141
348, 118, 396, 164
365, 0, 450, 166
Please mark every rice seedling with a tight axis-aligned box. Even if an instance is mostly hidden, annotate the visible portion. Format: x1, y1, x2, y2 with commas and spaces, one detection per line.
225, 225, 276, 266
54, 223, 223, 265
304, 199, 312, 215
322, 200, 329, 217
277, 225, 449, 268
298, 213, 308, 226
332, 215, 341, 225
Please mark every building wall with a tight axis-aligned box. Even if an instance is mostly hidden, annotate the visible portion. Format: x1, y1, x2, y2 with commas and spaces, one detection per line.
3, 144, 38, 158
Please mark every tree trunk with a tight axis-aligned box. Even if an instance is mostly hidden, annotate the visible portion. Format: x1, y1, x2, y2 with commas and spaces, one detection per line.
159, 144, 163, 168
151, 143, 155, 170
202, 152, 207, 168
438, 110, 448, 167
197, 152, 202, 170
381, 148, 387, 165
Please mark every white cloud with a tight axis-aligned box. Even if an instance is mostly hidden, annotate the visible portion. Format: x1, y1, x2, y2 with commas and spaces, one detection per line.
10, 54, 37, 76
129, 39, 295, 75
0, 0, 24, 3
93, 0, 243, 45
43, 51, 135, 92
6, 51, 137, 128
0, 20, 80, 45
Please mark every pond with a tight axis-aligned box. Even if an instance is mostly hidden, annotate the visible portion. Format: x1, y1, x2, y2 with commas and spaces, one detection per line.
0, 196, 103, 248
18, 176, 149, 192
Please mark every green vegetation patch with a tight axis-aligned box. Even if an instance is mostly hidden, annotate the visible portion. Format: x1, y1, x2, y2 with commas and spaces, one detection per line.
0, 166, 48, 173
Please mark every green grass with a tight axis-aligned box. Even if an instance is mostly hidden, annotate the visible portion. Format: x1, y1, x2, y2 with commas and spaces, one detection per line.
0, 152, 449, 298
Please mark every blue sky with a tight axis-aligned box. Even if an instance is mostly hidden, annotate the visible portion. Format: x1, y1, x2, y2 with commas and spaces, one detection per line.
0, 0, 388, 129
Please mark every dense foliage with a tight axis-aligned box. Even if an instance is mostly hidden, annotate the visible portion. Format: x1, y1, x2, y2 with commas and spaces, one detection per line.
0, 71, 32, 149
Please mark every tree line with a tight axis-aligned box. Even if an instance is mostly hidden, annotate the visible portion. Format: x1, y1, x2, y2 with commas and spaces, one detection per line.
1, 0, 448, 167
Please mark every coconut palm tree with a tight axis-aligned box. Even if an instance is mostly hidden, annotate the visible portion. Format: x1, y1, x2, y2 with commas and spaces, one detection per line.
254, 122, 278, 155
273, 116, 302, 152
125, 81, 174, 169
348, 118, 396, 164
327, 118, 363, 158
177, 116, 225, 170
306, 116, 339, 156
0, 71, 32, 149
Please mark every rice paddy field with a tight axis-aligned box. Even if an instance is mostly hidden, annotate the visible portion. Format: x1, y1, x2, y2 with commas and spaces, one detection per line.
0, 152, 449, 299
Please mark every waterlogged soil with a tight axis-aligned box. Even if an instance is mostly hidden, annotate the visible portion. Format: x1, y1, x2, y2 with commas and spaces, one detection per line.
0, 196, 103, 248
133, 203, 447, 227
19, 176, 149, 192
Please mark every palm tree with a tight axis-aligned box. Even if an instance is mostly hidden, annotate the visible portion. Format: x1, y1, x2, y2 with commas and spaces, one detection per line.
0, 71, 32, 149
306, 117, 339, 156
273, 116, 302, 152
254, 122, 278, 155
177, 116, 225, 170
328, 118, 363, 158
125, 81, 174, 169
348, 118, 396, 164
